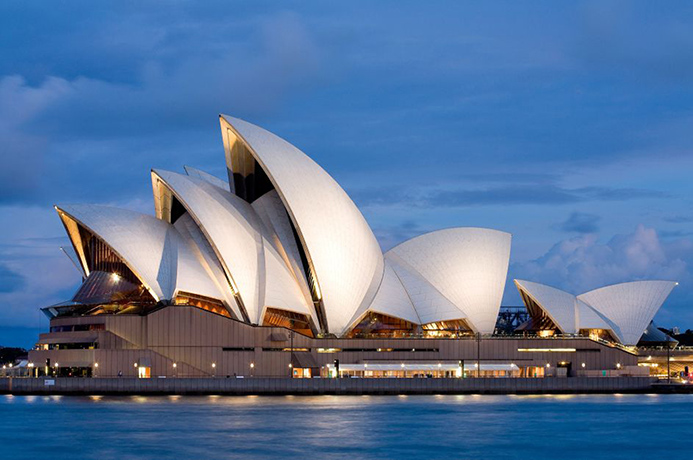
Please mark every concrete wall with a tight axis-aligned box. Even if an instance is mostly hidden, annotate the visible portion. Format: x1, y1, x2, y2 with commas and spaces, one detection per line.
29, 306, 639, 379
0, 376, 658, 396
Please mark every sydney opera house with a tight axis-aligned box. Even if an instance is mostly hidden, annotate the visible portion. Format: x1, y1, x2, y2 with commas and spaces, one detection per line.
28, 116, 677, 379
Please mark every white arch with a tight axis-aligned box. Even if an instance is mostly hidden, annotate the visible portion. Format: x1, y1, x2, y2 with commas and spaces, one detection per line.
514, 279, 616, 335
514, 279, 578, 333
578, 281, 677, 346
387, 228, 511, 333
184, 166, 229, 190
220, 115, 384, 335
152, 169, 312, 324
56, 204, 224, 305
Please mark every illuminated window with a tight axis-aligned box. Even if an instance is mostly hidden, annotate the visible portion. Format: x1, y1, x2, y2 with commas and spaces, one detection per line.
175, 292, 230, 318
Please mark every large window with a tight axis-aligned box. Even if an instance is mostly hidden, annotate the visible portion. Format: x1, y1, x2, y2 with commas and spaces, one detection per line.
72, 270, 155, 307
346, 312, 418, 338
422, 319, 473, 338
262, 308, 315, 337
175, 292, 230, 318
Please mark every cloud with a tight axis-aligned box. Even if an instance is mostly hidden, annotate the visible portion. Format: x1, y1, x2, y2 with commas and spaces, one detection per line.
507, 224, 693, 325
353, 183, 668, 209
0, 75, 71, 202
0, 264, 24, 293
0, 11, 322, 206
372, 220, 434, 252
574, 0, 693, 82
664, 215, 693, 224
553, 212, 600, 234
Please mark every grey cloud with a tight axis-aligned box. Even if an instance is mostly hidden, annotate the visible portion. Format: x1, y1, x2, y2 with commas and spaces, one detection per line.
0, 12, 323, 206
574, 1, 693, 82
660, 230, 693, 238
372, 220, 432, 252
664, 215, 693, 224
0, 264, 25, 293
355, 183, 668, 208
505, 224, 693, 324
553, 212, 600, 234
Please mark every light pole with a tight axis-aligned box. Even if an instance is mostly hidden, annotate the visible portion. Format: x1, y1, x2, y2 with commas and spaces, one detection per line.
476, 332, 482, 378
250, 362, 254, 378
667, 343, 671, 383
289, 320, 295, 379
172, 362, 177, 378
212, 362, 216, 378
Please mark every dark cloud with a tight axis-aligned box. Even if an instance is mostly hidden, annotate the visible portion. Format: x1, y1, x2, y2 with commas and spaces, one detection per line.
373, 220, 432, 252
0, 1, 692, 332
354, 183, 668, 208
664, 215, 693, 224
660, 230, 693, 238
0, 11, 322, 206
553, 212, 601, 234
574, 1, 693, 82
0, 264, 25, 293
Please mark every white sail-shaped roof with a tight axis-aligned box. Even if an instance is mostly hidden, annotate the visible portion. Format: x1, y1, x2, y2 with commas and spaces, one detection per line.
251, 190, 312, 304
183, 166, 229, 190
55, 204, 224, 304
220, 115, 384, 335
515, 279, 675, 345
514, 280, 578, 333
172, 213, 241, 316
514, 280, 618, 335
153, 169, 260, 320
386, 254, 465, 325
387, 228, 511, 334
576, 300, 619, 335
152, 169, 312, 324
577, 281, 677, 346
345, 259, 421, 330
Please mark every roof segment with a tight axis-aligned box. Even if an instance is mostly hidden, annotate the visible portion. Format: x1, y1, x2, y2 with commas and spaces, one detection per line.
577, 281, 677, 346
515, 279, 676, 345
55, 204, 225, 305
387, 228, 511, 334
514, 280, 617, 336
152, 169, 312, 323
514, 280, 578, 333
220, 115, 384, 335
183, 166, 229, 190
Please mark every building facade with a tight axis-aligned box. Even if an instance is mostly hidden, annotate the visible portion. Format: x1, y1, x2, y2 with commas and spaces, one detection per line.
28, 116, 674, 379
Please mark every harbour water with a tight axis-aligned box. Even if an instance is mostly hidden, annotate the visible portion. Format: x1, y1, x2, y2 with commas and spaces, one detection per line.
1, 393, 689, 459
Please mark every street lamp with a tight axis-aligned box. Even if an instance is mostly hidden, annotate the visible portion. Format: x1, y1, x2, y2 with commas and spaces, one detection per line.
250, 362, 254, 378
289, 320, 295, 379
476, 332, 482, 378
212, 362, 216, 377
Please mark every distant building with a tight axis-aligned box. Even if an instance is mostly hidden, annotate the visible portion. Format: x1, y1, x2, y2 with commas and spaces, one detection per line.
29, 116, 676, 379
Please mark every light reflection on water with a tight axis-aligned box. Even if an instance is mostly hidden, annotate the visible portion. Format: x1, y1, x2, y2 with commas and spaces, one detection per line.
1, 393, 691, 460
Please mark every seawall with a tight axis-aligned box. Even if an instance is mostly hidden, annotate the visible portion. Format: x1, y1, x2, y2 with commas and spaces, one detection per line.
0, 377, 669, 395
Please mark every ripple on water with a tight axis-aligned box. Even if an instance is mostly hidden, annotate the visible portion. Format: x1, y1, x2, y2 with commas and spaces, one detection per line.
0, 394, 691, 460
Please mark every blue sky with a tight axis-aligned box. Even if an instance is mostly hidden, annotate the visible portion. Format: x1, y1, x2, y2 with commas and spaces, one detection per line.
1, 1, 692, 347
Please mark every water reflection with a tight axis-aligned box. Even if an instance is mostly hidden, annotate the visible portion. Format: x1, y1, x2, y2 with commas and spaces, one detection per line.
0, 394, 691, 460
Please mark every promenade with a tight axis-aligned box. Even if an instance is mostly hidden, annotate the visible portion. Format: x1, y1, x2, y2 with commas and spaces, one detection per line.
0, 376, 671, 395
